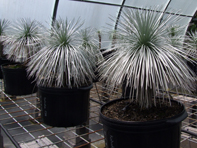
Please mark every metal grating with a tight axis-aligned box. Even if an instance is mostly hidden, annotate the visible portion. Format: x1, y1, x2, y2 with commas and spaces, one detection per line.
0, 80, 196, 148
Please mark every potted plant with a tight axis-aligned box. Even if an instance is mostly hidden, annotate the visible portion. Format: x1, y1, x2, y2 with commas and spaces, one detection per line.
1, 18, 44, 95
99, 8, 195, 148
187, 31, 197, 74
187, 31, 197, 93
27, 18, 102, 127
0, 19, 12, 79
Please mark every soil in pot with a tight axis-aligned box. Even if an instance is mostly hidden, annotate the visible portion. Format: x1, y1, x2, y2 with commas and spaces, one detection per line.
102, 99, 183, 121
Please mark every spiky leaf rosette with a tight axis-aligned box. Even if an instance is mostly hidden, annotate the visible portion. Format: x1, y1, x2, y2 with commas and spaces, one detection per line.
187, 32, 197, 58
27, 19, 98, 88
79, 28, 103, 64
0, 19, 9, 57
2, 19, 44, 63
0, 19, 9, 37
99, 8, 195, 108
166, 25, 186, 48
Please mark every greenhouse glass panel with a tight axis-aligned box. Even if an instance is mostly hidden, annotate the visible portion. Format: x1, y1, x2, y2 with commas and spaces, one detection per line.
57, 0, 121, 48
118, 7, 163, 30
124, 0, 170, 11
119, 6, 192, 36
166, 0, 197, 16
0, 0, 55, 27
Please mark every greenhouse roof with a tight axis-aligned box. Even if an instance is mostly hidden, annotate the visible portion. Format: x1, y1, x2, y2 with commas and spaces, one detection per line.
0, 0, 197, 48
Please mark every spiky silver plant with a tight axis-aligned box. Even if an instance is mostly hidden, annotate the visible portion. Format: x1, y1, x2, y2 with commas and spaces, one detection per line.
2, 18, 44, 63
0, 19, 9, 57
27, 18, 101, 88
0, 19, 9, 37
166, 25, 186, 48
188, 31, 197, 54
79, 27, 103, 64
99, 8, 195, 108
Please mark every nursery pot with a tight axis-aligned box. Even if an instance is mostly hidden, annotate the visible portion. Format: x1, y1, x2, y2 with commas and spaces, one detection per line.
1, 63, 37, 95
38, 84, 93, 127
100, 98, 187, 148
0, 58, 14, 79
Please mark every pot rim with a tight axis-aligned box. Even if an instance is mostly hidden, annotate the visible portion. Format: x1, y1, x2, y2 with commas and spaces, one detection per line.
38, 83, 93, 91
100, 97, 187, 125
1, 63, 24, 70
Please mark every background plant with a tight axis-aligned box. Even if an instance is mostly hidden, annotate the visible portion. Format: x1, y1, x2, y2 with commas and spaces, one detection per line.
0, 19, 9, 38
166, 25, 185, 47
188, 31, 197, 55
79, 27, 103, 65
27, 18, 101, 88
0, 19, 9, 57
99, 8, 196, 108
2, 18, 44, 64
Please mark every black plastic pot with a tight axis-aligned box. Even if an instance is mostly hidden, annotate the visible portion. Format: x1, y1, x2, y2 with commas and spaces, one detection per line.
100, 98, 187, 148
1, 63, 37, 95
0, 58, 14, 79
38, 84, 93, 127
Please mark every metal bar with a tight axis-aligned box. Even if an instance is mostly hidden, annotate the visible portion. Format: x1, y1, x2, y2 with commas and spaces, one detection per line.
0, 110, 40, 121
70, 0, 122, 7
114, 0, 126, 30
12, 126, 53, 137
23, 97, 41, 111
71, 0, 193, 17
0, 103, 36, 112
182, 129, 197, 137
0, 123, 21, 148
74, 138, 105, 148
7, 121, 41, 131
51, 0, 59, 26
90, 98, 103, 105
0, 108, 29, 116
